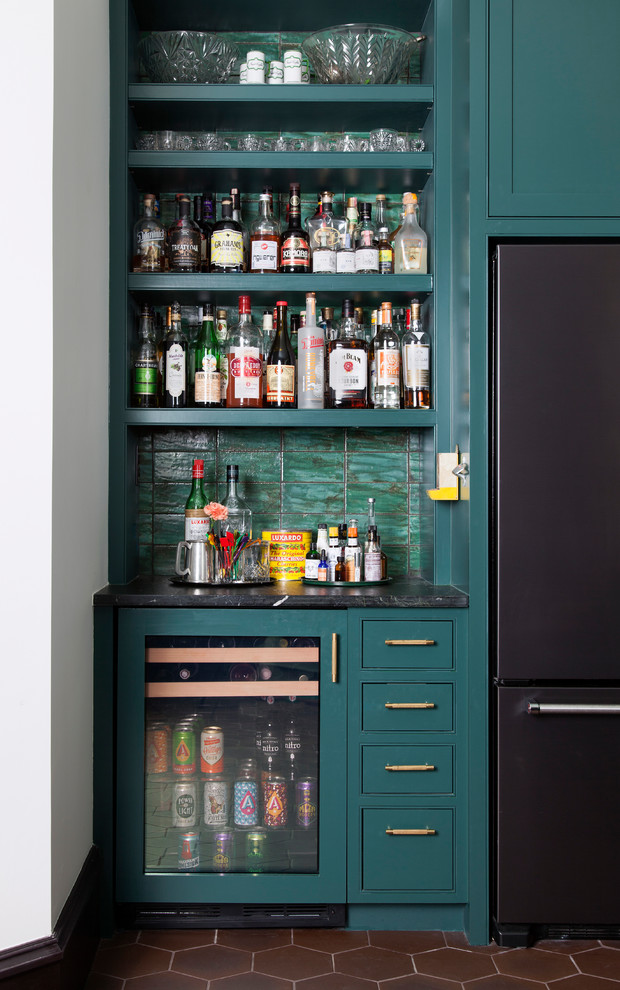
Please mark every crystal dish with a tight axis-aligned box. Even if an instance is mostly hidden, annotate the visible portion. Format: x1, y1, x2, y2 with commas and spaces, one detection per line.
302, 23, 423, 85
138, 31, 239, 84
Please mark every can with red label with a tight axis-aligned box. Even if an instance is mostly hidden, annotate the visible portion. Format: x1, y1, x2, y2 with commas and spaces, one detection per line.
200, 726, 224, 774
172, 724, 196, 776
296, 776, 318, 828
263, 775, 287, 828
178, 830, 200, 871
146, 722, 170, 774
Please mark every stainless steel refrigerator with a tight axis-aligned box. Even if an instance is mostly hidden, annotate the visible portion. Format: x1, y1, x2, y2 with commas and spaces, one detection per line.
493, 243, 620, 946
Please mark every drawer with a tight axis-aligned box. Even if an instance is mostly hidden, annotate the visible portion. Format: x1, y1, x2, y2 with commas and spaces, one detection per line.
362, 620, 453, 669
362, 682, 454, 732
362, 808, 454, 891
361, 745, 454, 795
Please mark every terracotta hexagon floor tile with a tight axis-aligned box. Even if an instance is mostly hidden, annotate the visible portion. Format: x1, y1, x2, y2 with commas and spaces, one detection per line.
92, 943, 172, 979
217, 928, 292, 952
294, 929, 369, 953
99, 931, 140, 948
414, 947, 497, 982
209, 973, 292, 989
370, 930, 446, 954
378, 974, 460, 989
125, 972, 206, 989
254, 944, 333, 980
600, 943, 620, 951
335, 945, 414, 981
550, 976, 620, 989
465, 975, 545, 988
445, 932, 508, 954
138, 930, 216, 951
495, 948, 578, 982
576, 947, 620, 980
172, 944, 251, 979
298, 973, 379, 990
534, 939, 601, 954
84, 974, 125, 990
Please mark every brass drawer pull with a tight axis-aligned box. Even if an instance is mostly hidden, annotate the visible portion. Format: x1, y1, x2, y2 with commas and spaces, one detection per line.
385, 702, 435, 709
386, 828, 436, 836
385, 764, 436, 772
385, 639, 435, 646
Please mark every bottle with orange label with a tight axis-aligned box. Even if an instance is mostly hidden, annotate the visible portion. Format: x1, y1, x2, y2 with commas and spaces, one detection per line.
371, 301, 401, 409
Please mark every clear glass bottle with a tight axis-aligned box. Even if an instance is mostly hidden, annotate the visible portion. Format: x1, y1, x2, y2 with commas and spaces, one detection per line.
375, 195, 394, 274
193, 302, 222, 407
355, 203, 379, 274
167, 194, 201, 273
226, 295, 263, 408
266, 301, 296, 407
320, 306, 336, 342
327, 299, 368, 408
222, 464, 252, 538
372, 301, 401, 409
132, 193, 165, 272
132, 303, 158, 407
250, 190, 280, 273
210, 197, 245, 273
336, 196, 358, 274
364, 525, 382, 581
393, 192, 428, 274
184, 458, 209, 541
402, 297, 431, 408
297, 291, 325, 409
307, 191, 346, 274
163, 300, 188, 407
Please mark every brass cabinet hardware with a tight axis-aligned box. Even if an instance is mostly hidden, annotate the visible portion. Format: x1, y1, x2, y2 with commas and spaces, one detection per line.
385, 764, 436, 772
385, 828, 436, 836
332, 633, 338, 683
385, 639, 435, 646
384, 702, 435, 709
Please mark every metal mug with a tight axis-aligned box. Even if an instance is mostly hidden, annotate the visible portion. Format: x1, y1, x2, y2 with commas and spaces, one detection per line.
175, 541, 211, 583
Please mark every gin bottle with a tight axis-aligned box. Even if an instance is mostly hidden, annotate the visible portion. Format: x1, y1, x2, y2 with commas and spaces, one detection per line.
163, 300, 188, 407
250, 190, 280, 273
132, 304, 158, 407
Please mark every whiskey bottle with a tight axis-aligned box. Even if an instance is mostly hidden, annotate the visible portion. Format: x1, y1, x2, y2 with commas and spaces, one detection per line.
210, 197, 245, 273
132, 193, 165, 272
231, 187, 249, 272
280, 183, 310, 273
393, 192, 428, 274
164, 301, 188, 407
132, 303, 158, 407
226, 295, 263, 408
327, 299, 368, 408
185, 459, 209, 541
250, 190, 280, 273
168, 194, 201, 273
266, 301, 296, 407
194, 193, 215, 272
402, 298, 431, 408
297, 291, 325, 409
193, 302, 222, 407
355, 203, 379, 274
372, 301, 401, 409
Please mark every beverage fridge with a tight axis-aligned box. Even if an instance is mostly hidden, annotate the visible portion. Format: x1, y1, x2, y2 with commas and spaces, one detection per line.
493, 243, 620, 946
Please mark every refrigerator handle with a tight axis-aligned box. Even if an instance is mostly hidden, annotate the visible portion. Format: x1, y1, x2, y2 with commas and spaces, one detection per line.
528, 701, 620, 715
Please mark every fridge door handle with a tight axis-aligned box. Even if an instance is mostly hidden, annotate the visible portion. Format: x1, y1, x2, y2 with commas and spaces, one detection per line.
528, 701, 620, 715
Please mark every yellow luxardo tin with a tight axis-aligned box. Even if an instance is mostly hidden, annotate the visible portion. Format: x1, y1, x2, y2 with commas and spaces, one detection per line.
262, 531, 312, 581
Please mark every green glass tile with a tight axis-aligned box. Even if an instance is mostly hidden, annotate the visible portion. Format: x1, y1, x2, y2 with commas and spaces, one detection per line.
384, 546, 408, 577
284, 451, 344, 484
152, 428, 217, 451
408, 450, 423, 482
154, 451, 216, 483
408, 545, 423, 575
346, 451, 407, 485
282, 484, 344, 518
217, 427, 281, 451
372, 514, 408, 546
216, 450, 281, 485
138, 449, 153, 483
279, 514, 333, 537
254, 514, 282, 538
420, 510, 434, 543
346, 484, 407, 516
408, 514, 422, 544
346, 427, 408, 451
408, 483, 428, 513
137, 513, 153, 544
137, 430, 152, 451
239, 483, 281, 512
153, 546, 177, 576
282, 428, 344, 452
139, 484, 153, 514
408, 428, 425, 452
139, 543, 153, 574
154, 483, 195, 513
153, 514, 185, 545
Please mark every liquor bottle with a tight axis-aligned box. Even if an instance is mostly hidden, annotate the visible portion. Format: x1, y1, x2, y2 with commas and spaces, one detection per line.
336, 196, 358, 274
132, 304, 158, 407
402, 298, 431, 408
163, 300, 188, 407
307, 191, 345, 274
289, 314, 300, 358
298, 291, 325, 409
157, 307, 169, 404
250, 190, 280, 273
364, 525, 382, 581
266, 301, 296, 407
222, 464, 252, 538
393, 192, 428, 273
132, 193, 165, 272
215, 308, 229, 405
284, 716, 301, 754
343, 519, 361, 581
226, 295, 263, 408
304, 542, 320, 579
355, 203, 379, 274
365, 497, 376, 540
210, 197, 244, 273
280, 183, 310, 273
326, 527, 340, 580
185, 458, 209, 541
327, 299, 368, 408
194, 193, 214, 272
375, 196, 394, 274
373, 301, 401, 409
168, 194, 201, 273
335, 555, 345, 582
231, 187, 249, 271
317, 550, 328, 581
193, 302, 222, 407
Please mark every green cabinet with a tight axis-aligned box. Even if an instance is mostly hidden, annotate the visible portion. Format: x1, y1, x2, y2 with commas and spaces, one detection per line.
488, 0, 620, 217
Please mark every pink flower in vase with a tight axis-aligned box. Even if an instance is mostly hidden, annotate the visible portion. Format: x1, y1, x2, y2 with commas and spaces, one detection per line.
204, 502, 228, 522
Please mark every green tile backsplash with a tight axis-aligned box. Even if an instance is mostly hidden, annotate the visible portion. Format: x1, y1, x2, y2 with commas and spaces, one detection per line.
138, 427, 434, 577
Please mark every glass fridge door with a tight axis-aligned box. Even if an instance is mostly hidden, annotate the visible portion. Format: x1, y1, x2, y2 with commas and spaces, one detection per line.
116, 609, 346, 905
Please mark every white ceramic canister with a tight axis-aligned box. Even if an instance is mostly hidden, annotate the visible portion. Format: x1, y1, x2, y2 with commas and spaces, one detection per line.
239, 62, 248, 84
268, 60, 284, 84
283, 49, 302, 84
246, 50, 265, 84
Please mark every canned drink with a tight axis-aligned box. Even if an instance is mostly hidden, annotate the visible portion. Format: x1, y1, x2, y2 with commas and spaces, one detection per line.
146, 722, 170, 774
212, 830, 234, 872
263, 776, 287, 828
178, 830, 200, 871
245, 828, 267, 872
172, 779, 198, 827
172, 724, 196, 776
296, 776, 318, 828
203, 775, 230, 827
200, 726, 224, 774
234, 776, 258, 826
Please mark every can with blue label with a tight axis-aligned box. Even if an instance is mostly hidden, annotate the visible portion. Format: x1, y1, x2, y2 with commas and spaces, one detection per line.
234, 772, 259, 826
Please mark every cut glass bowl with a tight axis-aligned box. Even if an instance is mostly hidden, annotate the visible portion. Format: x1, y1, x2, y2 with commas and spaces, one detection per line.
138, 31, 239, 84
302, 23, 423, 85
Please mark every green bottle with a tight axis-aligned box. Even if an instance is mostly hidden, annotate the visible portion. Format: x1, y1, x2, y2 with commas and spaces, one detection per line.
184, 459, 208, 542
304, 542, 320, 580
193, 302, 222, 407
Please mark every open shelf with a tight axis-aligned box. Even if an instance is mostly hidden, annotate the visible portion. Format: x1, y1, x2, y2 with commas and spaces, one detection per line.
120, 408, 437, 427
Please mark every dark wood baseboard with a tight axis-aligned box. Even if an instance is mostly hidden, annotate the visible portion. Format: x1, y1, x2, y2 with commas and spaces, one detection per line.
0, 846, 101, 989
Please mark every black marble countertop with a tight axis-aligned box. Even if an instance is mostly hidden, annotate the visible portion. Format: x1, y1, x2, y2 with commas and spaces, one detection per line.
93, 575, 468, 609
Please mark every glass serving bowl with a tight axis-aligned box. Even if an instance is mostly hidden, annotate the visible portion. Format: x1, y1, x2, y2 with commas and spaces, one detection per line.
302, 23, 423, 85
138, 31, 239, 84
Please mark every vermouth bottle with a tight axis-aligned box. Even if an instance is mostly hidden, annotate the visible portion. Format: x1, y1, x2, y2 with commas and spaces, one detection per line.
280, 183, 310, 273
164, 301, 188, 407
327, 299, 368, 408
132, 303, 158, 407
193, 303, 222, 407
210, 197, 245, 273
132, 193, 165, 272
266, 301, 296, 407
226, 295, 263, 408
402, 298, 431, 408
168, 194, 201, 273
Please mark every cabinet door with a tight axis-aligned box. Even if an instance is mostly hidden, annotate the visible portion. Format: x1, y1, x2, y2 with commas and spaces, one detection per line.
489, 0, 620, 217
116, 608, 347, 904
